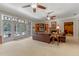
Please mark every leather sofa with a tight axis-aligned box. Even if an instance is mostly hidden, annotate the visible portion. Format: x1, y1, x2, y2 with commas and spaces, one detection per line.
32, 32, 51, 43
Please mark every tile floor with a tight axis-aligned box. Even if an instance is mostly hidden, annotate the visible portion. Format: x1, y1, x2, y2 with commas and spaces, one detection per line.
0, 36, 79, 56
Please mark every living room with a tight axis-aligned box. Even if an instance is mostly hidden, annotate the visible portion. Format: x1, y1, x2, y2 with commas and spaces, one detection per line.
0, 2, 79, 56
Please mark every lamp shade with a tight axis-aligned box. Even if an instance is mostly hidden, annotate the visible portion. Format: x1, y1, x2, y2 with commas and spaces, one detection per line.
56, 25, 60, 29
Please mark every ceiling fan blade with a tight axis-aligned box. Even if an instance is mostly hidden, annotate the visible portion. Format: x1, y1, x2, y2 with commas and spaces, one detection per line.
50, 16, 56, 19
33, 8, 36, 13
48, 11, 54, 14
22, 5, 31, 8
37, 4, 46, 9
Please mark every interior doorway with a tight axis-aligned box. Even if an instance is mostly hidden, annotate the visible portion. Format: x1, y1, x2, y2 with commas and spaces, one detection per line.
64, 22, 73, 36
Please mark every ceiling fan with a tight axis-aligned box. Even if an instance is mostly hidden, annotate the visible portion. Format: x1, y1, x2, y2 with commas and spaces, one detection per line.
46, 11, 56, 20
22, 3, 46, 13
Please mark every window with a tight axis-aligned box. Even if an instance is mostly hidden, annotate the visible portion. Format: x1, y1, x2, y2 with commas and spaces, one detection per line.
16, 21, 26, 36
3, 20, 11, 37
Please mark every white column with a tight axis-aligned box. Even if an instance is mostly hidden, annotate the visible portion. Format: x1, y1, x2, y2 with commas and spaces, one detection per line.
73, 19, 79, 40
30, 21, 32, 36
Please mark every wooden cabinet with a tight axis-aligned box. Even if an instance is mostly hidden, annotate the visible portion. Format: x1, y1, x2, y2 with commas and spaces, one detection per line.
35, 23, 49, 32
35, 24, 39, 32
45, 24, 49, 32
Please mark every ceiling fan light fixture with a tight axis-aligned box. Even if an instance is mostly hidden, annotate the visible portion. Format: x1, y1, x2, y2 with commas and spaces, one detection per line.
31, 4, 37, 8
47, 17, 50, 20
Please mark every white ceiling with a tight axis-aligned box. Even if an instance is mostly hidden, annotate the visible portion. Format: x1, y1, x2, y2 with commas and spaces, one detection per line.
0, 3, 79, 19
